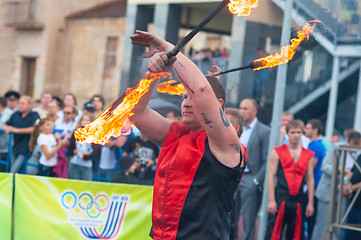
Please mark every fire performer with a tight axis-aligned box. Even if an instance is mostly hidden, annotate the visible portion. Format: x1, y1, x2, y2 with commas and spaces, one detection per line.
130, 30, 246, 240
266, 120, 315, 240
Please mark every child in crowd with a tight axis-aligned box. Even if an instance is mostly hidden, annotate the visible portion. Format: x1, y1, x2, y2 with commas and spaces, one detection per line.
29, 118, 67, 177
68, 113, 101, 181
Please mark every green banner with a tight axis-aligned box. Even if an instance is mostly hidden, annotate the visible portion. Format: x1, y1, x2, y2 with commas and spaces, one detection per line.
0, 172, 13, 240
14, 174, 153, 240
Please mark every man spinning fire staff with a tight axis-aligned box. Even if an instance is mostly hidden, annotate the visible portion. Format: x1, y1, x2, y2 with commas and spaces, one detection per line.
266, 120, 315, 240
130, 30, 246, 240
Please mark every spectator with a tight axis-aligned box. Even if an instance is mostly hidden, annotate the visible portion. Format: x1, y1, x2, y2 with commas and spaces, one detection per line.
122, 132, 159, 185
68, 113, 101, 181
166, 110, 180, 121
91, 94, 105, 117
4, 90, 20, 111
280, 112, 310, 148
47, 99, 61, 125
111, 156, 137, 184
82, 102, 96, 117
29, 117, 67, 177
53, 105, 78, 141
225, 107, 245, 240
0, 97, 9, 171
303, 119, 327, 239
238, 98, 270, 240
98, 136, 127, 180
1, 91, 20, 125
58, 93, 82, 122
342, 132, 361, 239
311, 130, 360, 240
253, 50, 269, 104
33, 91, 52, 117
225, 107, 244, 138
266, 120, 315, 240
3, 96, 39, 173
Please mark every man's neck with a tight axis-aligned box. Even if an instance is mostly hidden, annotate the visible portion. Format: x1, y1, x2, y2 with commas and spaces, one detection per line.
310, 134, 321, 142
287, 142, 301, 150
21, 110, 31, 118
244, 117, 256, 127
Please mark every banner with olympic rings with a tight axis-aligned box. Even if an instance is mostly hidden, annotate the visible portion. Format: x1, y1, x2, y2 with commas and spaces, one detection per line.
14, 174, 153, 240
0, 173, 12, 240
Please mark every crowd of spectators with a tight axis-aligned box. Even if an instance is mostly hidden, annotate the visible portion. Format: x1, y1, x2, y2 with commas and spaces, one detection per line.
0, 90, 159, 185
1, 84, 360, 238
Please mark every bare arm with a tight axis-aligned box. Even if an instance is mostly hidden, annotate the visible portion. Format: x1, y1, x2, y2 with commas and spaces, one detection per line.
268, 150, 279, 215
131, 31, 241, 167
152, 52, 241, 168
3, 125, 34, 134
129, 31, 175, 146
305, 159, 315, 217
40, 140, 65, 160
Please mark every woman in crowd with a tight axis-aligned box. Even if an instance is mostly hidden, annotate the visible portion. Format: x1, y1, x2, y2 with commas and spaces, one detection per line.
29, 117, 67, 177
91, 94, 105, 118
68, 113, 101, 181
58, 93, 82, 122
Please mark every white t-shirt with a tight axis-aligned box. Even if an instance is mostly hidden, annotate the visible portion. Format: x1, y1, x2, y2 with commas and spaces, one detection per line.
99, 146, 117, 170
37, 133, 58, 167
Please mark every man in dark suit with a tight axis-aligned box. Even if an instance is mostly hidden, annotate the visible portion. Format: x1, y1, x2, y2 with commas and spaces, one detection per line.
238, 98, 270, 240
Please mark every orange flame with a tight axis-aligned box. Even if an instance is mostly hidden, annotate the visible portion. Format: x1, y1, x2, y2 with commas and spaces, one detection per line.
251, 20, 320, 70
157, 80, 185, 95
227, 0, 258, 16
75, 72, 172, 144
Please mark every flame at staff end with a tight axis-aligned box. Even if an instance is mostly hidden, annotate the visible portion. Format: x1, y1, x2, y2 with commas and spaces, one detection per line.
251, 20, 320, 71
227, 0, 258, 16
74, 72, 172, 145
157, 80, 185, 95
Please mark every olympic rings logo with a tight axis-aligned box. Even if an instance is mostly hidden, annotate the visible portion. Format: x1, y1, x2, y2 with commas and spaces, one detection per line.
61, 191, 110, 218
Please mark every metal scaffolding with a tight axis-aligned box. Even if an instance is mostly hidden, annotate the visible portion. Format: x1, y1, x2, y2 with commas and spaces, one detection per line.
327, 145, 361, 240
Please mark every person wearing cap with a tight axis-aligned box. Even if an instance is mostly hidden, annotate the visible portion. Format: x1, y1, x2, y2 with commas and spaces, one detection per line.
3, 95, 39, 173
1, 91, 20, 127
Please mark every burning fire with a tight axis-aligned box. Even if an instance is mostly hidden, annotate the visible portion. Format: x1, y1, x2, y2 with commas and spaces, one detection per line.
227, 0, 258, 16
157, 80, 185, 95
251, 20, 320, 71
75, 72, 171, 144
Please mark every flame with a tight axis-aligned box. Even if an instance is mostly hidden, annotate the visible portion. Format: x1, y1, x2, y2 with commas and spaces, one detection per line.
227, 0, 258, 16
252, 20, 320, 71
75, 72, 171, 144
157, 80, 185, 95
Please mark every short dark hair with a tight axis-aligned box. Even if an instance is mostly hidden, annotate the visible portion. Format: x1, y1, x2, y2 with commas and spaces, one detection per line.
91, 94, 105, 107
348, 131, 361, 145
307, 119, 324, 135
242, 98, 258, 110
286, 120, 304, 133
206, 76, 226, 109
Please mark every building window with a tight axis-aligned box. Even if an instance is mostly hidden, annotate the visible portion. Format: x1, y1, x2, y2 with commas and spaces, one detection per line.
103, 37, 118, 78
21, 57, 36, 97
6, 0, 37, 24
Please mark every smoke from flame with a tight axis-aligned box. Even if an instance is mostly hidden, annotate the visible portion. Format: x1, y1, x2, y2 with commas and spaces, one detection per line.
157, 80, 185, 95
75, 72, 171, 144
251, 20, 320, 71
227, 0, 258, 16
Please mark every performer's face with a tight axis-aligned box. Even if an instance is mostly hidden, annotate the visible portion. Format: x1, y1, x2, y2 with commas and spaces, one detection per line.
181, 91, 201, 131
287, 127, 303, 144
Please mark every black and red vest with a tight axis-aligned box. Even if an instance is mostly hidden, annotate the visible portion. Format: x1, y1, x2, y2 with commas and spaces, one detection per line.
151, 121, 246, 240
270, 144, 314, 240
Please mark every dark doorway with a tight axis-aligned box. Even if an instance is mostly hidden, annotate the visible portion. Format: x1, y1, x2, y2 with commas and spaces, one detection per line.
21, 57, 36, 96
